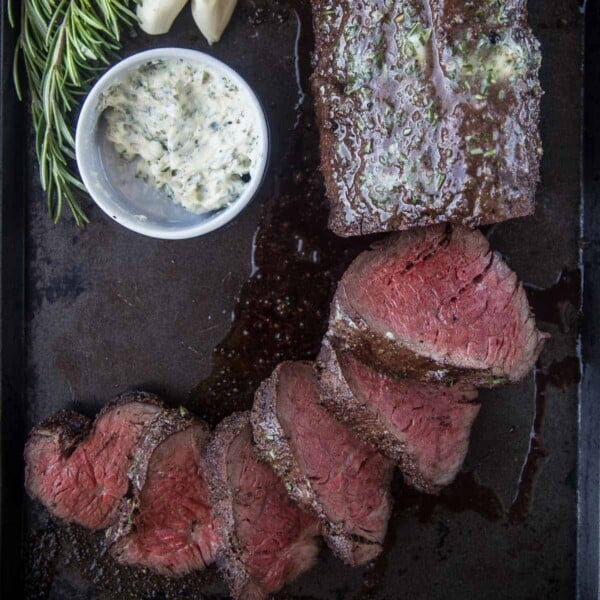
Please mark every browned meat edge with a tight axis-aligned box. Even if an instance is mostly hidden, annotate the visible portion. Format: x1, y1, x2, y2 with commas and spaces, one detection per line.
251, 362, 390, 566
107, 407, 201, 547
316, 339, 479, 493
24, 391, 164, 523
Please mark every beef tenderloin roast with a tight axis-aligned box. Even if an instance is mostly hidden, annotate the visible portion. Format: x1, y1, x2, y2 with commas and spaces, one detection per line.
328, 224, 547, 386
318, 339, 481, 493
252, 361, 394, 565
24, 392, 163, 530
204, 412, 321, 600
109, 409, 221, 576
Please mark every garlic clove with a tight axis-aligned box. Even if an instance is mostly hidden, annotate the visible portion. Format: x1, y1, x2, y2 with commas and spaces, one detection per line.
191, 0, 238, 45
137, 0, 189, 35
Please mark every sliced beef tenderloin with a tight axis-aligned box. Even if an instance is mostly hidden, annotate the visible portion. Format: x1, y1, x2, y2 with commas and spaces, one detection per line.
109, 409, 220, 577
24, 392, 163, 530
252, 362, 393, 565
328, 224, 547, 386
205, 412, 320, 600
318, 339, 480, 493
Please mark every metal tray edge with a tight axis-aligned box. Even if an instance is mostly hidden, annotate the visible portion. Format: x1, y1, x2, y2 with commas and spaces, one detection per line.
0, 0, 597, 598
1, 0, 27, 594
579, 1, 600, 598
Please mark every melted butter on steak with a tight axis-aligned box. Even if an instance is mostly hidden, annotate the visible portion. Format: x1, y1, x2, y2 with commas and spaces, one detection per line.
312, 0, 542, 236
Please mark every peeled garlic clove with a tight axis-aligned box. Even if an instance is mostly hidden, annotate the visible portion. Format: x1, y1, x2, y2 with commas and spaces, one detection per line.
137, 0, 189, 35
191, 0, 238, 45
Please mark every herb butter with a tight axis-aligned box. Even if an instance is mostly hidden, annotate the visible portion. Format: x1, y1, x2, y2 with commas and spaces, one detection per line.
101, 58, 261, 214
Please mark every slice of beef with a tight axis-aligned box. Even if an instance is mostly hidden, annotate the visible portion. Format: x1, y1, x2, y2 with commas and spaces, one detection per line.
312, 0, 542, 236
318, 339, 480, 493
24, 392, 163, 530
205, 412, 320, 600
328, 224, 547, 386
252, 362, 393, 565
109, 409, 221, 577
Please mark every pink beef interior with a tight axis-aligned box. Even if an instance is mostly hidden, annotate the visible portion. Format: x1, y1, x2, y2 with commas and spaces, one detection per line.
342, 352, 481, 488
276, 363, 392, 544
340, 225, 542, 380
228, 423, 320, 597
113, 424, 221, 576
25, 402, 161, 530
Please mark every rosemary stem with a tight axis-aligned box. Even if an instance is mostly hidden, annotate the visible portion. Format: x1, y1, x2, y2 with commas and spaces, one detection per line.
11, 0, 136, 225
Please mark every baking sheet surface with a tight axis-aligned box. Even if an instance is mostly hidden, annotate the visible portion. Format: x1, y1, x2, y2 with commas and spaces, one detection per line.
1, 0, 586, 598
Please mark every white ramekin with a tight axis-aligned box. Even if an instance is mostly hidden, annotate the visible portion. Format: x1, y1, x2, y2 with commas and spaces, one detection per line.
75, 48, 269, 240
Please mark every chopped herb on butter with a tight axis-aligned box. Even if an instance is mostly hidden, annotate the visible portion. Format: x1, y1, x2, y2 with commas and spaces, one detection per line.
101, 59, 260, 214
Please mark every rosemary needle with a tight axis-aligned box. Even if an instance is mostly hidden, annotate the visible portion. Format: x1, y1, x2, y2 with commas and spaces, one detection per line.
10, 0, 137, 225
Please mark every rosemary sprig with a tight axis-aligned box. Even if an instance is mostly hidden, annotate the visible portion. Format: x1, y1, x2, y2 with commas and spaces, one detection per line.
9, 0, 137, 225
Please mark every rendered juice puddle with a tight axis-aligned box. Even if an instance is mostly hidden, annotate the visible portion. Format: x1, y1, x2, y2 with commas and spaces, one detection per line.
508, 270, 581, 524
508, 356, 580, 525
189, 0, 371, 424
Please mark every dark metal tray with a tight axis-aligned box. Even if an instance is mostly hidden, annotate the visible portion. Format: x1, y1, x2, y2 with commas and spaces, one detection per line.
1, 1, 596, 598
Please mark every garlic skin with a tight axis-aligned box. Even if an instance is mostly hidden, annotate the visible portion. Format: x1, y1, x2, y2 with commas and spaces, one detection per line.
191, 0, 238, 45
137, 0, 189, 35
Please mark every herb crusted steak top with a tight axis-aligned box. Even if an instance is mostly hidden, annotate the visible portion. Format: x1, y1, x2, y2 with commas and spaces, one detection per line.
312, 0, 542, 236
